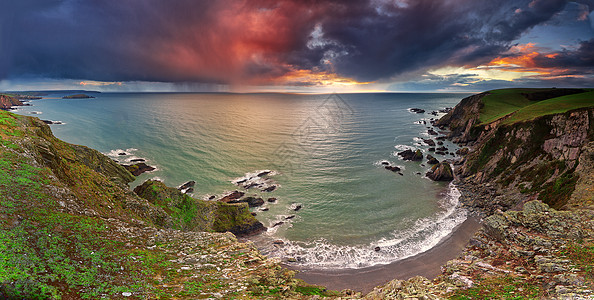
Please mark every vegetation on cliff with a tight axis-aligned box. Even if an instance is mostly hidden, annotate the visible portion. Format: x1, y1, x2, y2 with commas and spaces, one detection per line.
2, 87, 593, 299
0, 109, 318, 299
0, 94, 23, 110
368, 88, 594, 299
437, 88, 594, 212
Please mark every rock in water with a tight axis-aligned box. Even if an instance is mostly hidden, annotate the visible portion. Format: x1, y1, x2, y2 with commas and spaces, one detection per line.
426, 162, 454, 181
219, 191, 245, 202
246, 197, 265, 207
423, 138, 436, 146
384, 165, 401, 172
410, 108, 425, 113
397, 149, 423, 161
178, 180, 196, 191
263, 185, 276, 192
426, 155, 439, 165
123, 162, 156, 176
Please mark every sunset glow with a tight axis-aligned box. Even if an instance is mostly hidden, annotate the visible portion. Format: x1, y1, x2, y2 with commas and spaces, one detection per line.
0, 0, 592, 92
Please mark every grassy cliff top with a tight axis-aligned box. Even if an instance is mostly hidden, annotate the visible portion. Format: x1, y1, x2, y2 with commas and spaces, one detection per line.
479, 88, 594, 125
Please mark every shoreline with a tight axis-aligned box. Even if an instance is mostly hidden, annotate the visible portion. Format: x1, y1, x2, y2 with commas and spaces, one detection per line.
289, 216, 481, 294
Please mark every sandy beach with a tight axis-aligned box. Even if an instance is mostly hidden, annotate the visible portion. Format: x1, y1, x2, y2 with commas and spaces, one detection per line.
291, 217, 482, 294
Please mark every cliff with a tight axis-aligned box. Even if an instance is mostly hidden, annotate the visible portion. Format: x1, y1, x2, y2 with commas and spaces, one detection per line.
0, 94, 23, 110
367, 88, 594, 299
0, 110, 321, 299
2, 88, 593, 299
437, 88, 594, 213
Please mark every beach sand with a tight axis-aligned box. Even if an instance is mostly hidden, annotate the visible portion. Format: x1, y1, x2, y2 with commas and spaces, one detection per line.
291, 217, 481, 294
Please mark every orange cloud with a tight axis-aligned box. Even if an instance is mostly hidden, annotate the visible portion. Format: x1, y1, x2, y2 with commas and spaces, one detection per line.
273, 68, 371, 87
487, 43, 539, 68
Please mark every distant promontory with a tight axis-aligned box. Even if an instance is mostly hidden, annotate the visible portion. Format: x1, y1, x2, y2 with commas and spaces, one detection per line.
62, 94, 95, 99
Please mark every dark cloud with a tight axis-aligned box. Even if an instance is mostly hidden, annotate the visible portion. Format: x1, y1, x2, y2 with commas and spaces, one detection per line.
533, 38, 594, 67
0, 0, 587, 85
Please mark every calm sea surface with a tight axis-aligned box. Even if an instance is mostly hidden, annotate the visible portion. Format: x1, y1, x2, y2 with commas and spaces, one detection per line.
14, 92, 471, 269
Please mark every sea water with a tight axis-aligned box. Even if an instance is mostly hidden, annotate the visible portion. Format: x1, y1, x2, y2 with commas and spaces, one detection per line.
13, 91, 471, 269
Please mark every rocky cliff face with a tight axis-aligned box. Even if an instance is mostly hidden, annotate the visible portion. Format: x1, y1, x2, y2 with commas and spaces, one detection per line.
134, 180, 265, 236
0, 94, 22, 110
366, 91, 594, 299
435, 92, 486, 144
440, 95, 594, 213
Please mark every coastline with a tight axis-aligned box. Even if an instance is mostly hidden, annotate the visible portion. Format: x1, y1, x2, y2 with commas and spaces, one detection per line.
290, 216, 481, 294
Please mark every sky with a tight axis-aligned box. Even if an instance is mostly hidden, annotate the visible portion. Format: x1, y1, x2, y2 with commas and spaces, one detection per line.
0, 0, 593, 93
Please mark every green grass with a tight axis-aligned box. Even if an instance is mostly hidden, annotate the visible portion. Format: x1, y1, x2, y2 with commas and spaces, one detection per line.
503, 90, 594, 124
479, 89, 541, 124
478, 88, 594, 125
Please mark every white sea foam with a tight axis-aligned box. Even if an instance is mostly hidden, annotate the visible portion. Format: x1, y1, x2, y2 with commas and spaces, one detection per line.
231, 169, 280, 191
393, 144, 411, 151
262, 183, 466, 269
374, 160, 405, 170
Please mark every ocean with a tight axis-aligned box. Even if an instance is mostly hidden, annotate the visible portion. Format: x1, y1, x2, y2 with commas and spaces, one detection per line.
13, 91, 472, 269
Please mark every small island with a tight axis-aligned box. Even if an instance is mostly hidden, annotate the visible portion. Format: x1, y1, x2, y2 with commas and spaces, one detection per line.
62, 94, 95, 99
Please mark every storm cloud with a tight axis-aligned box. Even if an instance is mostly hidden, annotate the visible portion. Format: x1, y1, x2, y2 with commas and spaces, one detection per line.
0, 0, 591, 85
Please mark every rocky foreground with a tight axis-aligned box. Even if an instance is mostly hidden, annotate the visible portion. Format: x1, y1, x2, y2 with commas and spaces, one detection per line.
1, 90, 594, 299
0, 104, 330, 299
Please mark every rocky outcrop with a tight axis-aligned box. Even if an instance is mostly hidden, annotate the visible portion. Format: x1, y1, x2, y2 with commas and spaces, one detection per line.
1, 110, 313, 299
435, 89, 594, 212
426, 154, 439, 165
123, 162, 155, 176
426, 162, 453, 181
368, 201, 594, 299
435, 92, 486, 143
0, 94, 23, 110
454, 109, 593, 211
134, 180, 265, 235
397, 149, 423, 161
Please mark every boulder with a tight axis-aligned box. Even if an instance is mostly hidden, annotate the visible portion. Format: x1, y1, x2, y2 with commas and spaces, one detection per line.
385, 165, 401, 172
423, 139, 436, 146
178, 180, 196, 191
246, 197, 265, 207
397, 149, 423, 161
123, 162, 155, 176
426, 162, 454, 181
410, 108, 425, 113
428, 129, 439, 135
257, 170, 271, 177
427, 155, 439, 165
263, 185, 277, 192
219, 191, 245, 203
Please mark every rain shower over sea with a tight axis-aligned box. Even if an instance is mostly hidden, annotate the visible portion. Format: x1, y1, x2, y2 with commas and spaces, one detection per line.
14, 91, 472, 269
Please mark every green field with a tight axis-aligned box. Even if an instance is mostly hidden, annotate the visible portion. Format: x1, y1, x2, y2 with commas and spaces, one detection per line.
478, 88, 594, 125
